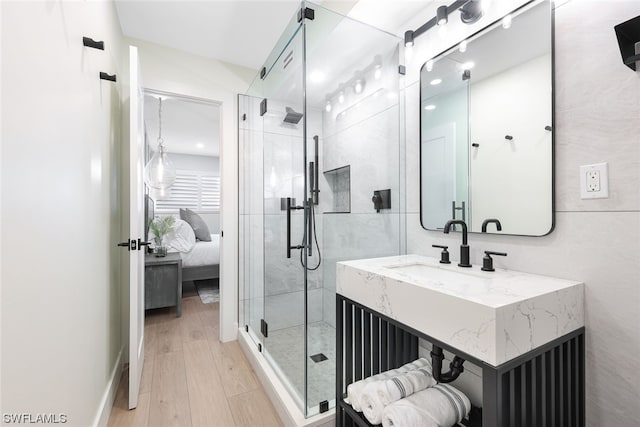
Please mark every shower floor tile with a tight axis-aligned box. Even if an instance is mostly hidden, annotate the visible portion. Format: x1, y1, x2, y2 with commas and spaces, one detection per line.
265, 321, 336, 410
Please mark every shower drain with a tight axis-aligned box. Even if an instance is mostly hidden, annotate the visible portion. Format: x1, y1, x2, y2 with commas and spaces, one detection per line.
310, 353, 328, 363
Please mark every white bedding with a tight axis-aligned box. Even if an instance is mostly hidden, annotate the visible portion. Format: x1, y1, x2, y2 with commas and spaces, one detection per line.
169, 234, 220, 268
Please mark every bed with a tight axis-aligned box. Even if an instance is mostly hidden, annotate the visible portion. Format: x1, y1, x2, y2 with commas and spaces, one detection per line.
178, 233, 220, 282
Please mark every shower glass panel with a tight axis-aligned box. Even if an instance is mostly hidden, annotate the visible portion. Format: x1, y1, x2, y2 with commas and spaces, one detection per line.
261, 23, 309, 411
239, 1, 402, 418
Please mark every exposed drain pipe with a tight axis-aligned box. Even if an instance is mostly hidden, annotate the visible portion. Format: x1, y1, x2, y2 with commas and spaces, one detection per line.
431, 345, 465, 383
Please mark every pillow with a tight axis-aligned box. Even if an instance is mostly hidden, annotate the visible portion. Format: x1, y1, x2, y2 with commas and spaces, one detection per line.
180, 208, 212, 241
165, 219, 196, 253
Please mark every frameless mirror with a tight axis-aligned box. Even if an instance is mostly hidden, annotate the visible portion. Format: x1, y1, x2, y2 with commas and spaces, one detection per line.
420, 0, 553, 236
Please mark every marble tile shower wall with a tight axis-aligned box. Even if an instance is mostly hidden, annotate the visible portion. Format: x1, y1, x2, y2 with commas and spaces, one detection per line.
320, 74, 402, 327
404, 1, 640, 426
241, 96, 327, 332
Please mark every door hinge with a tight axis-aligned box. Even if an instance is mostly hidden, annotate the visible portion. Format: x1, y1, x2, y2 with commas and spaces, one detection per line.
245, 325, 249, 333
297, 7, 315, 22
258, 343, 262, 352
319, 400, 329, 413
260, 319, 268, 338
260, 67, 266, 79
260, 99, 267, 116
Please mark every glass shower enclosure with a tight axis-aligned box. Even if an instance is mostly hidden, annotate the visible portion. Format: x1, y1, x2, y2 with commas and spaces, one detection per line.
239, 2, 403, 417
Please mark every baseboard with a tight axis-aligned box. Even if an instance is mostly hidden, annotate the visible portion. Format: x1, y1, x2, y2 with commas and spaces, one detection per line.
238, 329, 335, 427
92, 347, 124, 427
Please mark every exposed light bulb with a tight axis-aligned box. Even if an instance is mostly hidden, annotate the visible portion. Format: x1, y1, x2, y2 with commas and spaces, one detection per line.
426, 60, 434, 72
430, 78, 442, 85
325, 101, 332, 112
436, 5, 448, 26
459, 40, 468, 53
424, 104, 436, 111
354, 79, 364, 94
338, 91, 345, 104
502, 14, 512, 29
374, 65, 382, 80
309, 70, 325, 83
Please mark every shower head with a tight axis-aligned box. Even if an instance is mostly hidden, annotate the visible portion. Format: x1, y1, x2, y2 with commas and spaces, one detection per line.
283, 107, 303, 124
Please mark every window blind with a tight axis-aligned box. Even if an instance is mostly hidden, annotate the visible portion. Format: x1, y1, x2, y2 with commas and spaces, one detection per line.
155, 170, 220, 213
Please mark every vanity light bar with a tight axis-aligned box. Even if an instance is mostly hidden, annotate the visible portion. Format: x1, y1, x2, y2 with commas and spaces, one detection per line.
404, 0, 468, 47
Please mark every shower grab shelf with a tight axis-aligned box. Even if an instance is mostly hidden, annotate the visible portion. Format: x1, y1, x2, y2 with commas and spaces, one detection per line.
336, 295, 585, 427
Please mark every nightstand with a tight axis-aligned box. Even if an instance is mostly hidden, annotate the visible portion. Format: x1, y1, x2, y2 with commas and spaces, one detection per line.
145, 252, 182, 317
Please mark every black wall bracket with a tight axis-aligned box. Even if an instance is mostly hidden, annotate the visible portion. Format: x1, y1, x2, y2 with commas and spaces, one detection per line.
297, 7, 315, 23
615, 15, 640, 71
99, 72, 116, 82
82, 36, 104, 50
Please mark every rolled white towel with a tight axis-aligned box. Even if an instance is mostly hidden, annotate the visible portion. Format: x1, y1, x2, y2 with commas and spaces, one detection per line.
361, 367, 437, 424
381, 383, 471, 427
346, 358, 431, 412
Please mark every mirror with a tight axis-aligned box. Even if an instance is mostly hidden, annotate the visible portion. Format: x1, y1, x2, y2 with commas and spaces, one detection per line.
420, 1, 553, 236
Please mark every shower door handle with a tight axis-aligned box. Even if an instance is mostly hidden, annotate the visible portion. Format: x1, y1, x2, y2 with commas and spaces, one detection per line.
286, 197, 305, 259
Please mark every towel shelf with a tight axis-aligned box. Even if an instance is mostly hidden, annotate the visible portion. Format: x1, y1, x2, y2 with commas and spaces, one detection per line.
336, 294, 585, 427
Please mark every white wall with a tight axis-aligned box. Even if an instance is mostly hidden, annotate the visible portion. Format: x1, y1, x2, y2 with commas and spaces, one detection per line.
167, 152, 219, 173
123, 37, 255, 342
403, 1, 640, 426
469, 54, 552, 234
1, 1, 125, 425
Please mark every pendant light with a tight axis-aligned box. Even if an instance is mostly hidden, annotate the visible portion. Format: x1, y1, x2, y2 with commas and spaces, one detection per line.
144, 97, 176, 193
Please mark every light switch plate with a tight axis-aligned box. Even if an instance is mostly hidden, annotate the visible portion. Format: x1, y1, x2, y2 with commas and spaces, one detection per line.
580, 162, 609, 199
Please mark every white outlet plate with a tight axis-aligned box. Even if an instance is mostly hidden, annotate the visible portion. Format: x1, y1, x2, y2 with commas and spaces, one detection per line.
580, 162, 609, 199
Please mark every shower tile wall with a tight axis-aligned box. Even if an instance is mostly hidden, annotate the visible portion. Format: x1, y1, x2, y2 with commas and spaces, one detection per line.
262, 99, 325, 332
319, 47, 402, 327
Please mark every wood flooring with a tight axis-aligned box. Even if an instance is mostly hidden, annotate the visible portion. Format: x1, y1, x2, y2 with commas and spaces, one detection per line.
108, 295, 282, 427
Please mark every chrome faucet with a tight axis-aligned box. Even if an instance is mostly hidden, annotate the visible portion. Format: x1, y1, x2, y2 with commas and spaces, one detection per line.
443, 219, 471, 268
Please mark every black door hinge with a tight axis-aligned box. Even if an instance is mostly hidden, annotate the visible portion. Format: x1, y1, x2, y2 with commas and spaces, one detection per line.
319, 400, 329, 413
242, 113, 247, 121
260, 67, 266, 79
258, 343, 262, 352
297, 7, 315, 23
245, 325, 249, 333
221, 230, 224, 237
260, 99, 267, 116
260, 319, 269, 338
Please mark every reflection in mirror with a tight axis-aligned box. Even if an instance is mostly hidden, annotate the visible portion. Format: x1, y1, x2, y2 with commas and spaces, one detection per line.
420, 0, 553, 236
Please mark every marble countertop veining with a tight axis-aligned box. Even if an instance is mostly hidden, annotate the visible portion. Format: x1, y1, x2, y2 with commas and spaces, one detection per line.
337, 254, 585, 366
338, 254, 582, 309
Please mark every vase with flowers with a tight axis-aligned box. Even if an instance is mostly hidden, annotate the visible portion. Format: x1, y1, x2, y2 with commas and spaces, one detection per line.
148, 216, 175, 257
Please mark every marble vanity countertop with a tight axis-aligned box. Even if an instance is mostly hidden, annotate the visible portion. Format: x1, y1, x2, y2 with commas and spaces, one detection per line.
337, 254, 584, 366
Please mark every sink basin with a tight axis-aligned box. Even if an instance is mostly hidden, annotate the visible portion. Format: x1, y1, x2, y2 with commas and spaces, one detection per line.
337, 255, 584, 366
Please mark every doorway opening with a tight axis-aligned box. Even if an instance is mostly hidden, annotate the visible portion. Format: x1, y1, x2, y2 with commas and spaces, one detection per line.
142, 89, 223, 324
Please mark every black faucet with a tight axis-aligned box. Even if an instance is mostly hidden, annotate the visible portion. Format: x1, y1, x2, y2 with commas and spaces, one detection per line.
443, 219, 471, 268
481, 218, 502, 233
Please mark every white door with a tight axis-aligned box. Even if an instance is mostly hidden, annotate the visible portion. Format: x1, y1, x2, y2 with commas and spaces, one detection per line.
128, 45, 145, 410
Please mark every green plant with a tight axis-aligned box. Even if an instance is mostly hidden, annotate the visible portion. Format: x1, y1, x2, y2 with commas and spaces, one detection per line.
148, 216, 176, 245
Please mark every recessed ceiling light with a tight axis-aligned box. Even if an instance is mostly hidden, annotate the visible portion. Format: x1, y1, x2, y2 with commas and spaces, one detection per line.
196, 143, 204, 149
424, 104, 436, 111
430, 78, 442, 85
309, 70, 325, 83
